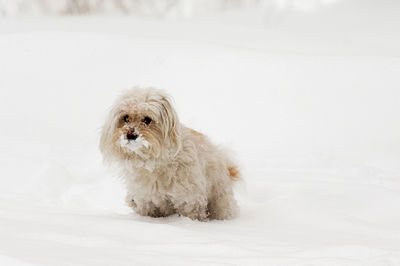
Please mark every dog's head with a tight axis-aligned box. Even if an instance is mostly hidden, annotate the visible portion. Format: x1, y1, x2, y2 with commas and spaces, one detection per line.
100, 87, 180, 163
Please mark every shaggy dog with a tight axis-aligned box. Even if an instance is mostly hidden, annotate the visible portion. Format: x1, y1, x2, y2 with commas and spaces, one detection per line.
100, 87, 240, 221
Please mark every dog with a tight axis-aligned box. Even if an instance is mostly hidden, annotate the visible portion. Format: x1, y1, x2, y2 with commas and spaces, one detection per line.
100, 87, 240, 221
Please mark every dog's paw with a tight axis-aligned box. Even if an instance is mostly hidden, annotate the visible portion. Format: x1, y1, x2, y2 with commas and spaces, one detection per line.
125, 194, 137, 208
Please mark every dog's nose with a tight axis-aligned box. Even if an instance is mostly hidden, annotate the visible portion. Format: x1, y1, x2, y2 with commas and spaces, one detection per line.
127, 130, 138, 140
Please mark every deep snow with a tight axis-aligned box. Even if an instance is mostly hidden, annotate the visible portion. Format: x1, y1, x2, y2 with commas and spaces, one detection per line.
1, 1, 400, 265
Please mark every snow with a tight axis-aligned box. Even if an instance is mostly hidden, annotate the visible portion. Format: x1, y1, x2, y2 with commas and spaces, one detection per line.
120, 134, 150, 153
1, 1, 400, 265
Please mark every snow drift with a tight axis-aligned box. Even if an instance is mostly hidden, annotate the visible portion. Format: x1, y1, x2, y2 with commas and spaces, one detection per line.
0, 1, 400, 265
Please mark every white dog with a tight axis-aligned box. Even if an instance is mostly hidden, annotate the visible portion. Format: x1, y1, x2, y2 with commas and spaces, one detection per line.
100, 87, 240, 221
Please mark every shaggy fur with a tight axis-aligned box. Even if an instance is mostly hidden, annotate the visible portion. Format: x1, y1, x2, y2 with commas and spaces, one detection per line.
100, 87, 240, 221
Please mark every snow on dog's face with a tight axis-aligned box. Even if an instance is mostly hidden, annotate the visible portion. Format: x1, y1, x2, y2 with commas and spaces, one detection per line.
100, 87, 180, 162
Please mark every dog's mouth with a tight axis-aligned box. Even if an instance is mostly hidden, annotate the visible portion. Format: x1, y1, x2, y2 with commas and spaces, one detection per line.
119, 132, 150, 153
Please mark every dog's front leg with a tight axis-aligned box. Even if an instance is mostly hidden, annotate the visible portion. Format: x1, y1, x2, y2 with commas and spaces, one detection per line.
171, 196, 209, 221
125, 193, 137, 208
127, 195, 172, 218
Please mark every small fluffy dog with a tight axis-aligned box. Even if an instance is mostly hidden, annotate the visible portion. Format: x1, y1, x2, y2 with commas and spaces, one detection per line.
100, 87, 240, 221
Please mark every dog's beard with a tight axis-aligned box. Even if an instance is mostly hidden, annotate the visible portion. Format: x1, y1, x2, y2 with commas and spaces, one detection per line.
118, 131, 156, 172
119, 132, 150, 154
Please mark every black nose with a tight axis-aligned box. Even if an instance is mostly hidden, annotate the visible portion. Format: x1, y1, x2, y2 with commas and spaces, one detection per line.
127, 131, 138, 140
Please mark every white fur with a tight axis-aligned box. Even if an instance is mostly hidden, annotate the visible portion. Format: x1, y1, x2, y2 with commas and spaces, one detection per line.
100, 87, 240, 221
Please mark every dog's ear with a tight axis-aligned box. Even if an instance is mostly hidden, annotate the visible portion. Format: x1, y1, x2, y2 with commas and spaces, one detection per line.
99, 105, 121, 162
159, 95, 181, 149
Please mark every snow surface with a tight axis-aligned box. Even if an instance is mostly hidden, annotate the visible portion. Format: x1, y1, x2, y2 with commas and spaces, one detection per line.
1, 1, 400, 265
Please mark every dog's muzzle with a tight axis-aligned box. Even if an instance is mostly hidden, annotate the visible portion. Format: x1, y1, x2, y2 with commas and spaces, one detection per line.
126, 130, 138, 141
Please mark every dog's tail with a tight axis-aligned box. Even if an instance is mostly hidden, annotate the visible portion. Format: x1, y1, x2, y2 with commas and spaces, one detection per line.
227, 165, 241, 181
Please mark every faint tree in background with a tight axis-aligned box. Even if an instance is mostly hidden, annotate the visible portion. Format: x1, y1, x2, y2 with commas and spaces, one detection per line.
0, 0, 340, 17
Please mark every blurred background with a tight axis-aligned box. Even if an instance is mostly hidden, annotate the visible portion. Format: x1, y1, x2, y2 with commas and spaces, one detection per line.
0, 1, 400, 265
0, 0, 347, 17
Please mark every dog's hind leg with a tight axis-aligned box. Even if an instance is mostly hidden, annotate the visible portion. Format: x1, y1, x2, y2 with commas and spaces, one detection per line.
208, 186, 238, 220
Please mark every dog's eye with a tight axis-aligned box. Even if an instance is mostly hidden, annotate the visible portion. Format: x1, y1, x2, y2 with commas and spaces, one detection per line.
123, 115, 130, 123
142, 117, 152, 125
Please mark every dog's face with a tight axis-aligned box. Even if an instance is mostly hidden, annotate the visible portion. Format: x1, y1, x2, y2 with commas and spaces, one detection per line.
100, 88, 180, 162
